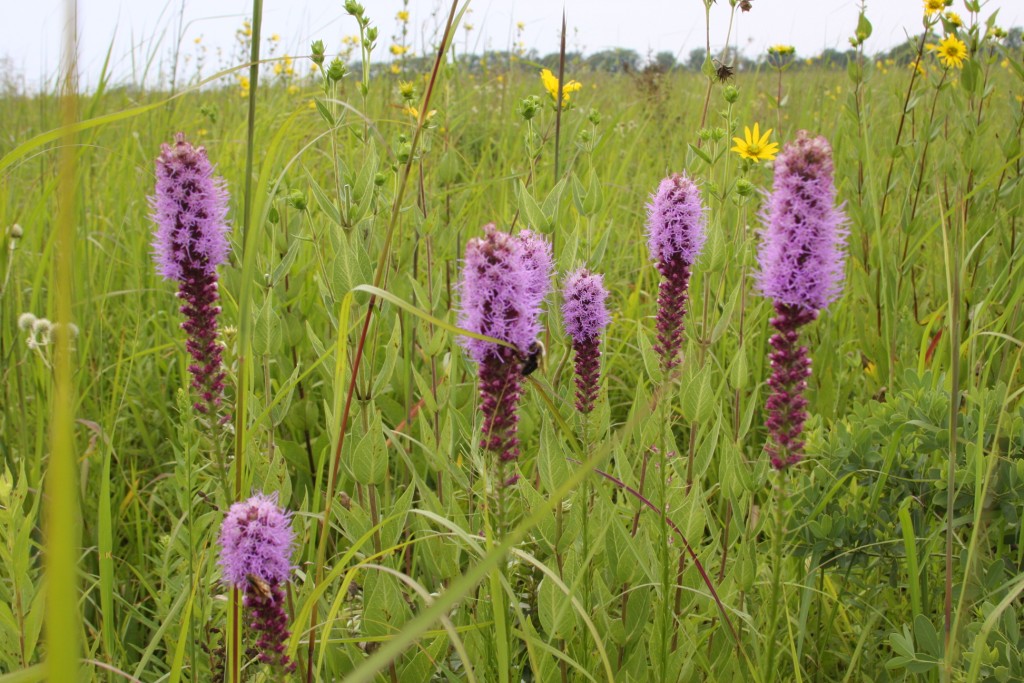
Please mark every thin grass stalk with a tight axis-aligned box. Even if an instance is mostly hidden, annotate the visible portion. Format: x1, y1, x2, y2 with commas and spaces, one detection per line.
44, 1, 81, 680
939, 188, 961, 681
308, 2, 462, 675
554, 10, 566, 184
229, 1, 265, 680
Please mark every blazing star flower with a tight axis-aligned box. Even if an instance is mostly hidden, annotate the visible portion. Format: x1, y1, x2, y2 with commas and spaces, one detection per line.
731, 123, 780, 163
150, 133, 231, 421
561, 268, 610, 414
646, 173, 707, 372
929, 35, 968, 69
757, 131, 847, 469
218, 492, 296, 673
457, 225, 552, 464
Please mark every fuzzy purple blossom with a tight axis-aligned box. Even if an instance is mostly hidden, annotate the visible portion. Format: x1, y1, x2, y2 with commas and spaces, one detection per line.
756, 131, 847, 311
757, 131, 847, 469
218, 493, 296, 674
646, 173, 707, 372
149, 133, 231, 420
561, 268, 610, 413
457, 224, 552, 464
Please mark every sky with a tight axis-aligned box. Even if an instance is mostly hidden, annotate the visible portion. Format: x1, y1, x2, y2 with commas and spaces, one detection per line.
1, 0, 1020, 89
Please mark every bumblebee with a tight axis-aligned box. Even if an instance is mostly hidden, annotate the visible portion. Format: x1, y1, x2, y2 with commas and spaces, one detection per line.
246, 574, 274, 601
521, 341, 544, 377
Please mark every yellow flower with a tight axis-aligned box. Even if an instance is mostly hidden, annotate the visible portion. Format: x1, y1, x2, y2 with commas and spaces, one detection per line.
390, 64, 401, 74
237, 75, 250, 97
539, 68, 582, 107
517, 21, 525, 31
929, 34, 967, 69
308, 99, 317, 110
390, 44, 408, 56
193, 36, 202, 44
197, 128, 208, 136
397, 10, 410, 22
768, 44, 795, 56
944, 11, 962, 27
404, 106, 436, 120
923, 0, 944, 16
398, 80, 416, 100
270, 33, 281, 42
287, 84, 300, 95
730, 123, 780, 163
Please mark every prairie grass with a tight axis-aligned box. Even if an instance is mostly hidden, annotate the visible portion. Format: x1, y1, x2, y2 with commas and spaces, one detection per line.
1, 2, 1024, 682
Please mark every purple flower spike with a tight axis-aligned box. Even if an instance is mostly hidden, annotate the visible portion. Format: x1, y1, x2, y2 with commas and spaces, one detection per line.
646, 173, 707, 372
149, 133, 231, 420
756, 131, 847, 311
457, 225, 552, 463
562, 268, 610, 413
218, 493, 296, 674
757, 131, 847, 470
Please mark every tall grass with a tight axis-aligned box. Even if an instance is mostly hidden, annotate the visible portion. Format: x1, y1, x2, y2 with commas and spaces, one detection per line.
1, 1, 1023, 681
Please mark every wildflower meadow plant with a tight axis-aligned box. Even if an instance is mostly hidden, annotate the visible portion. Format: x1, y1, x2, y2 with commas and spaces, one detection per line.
757, 131, 847, 469
457, 224, 552, 467
646, 173, 707, 372
218, 492, 296, 674
561, 268, 610, 414
150, 133, 231, 422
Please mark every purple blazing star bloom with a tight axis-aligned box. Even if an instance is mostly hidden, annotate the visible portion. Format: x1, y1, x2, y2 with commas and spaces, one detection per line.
757, 131, 847, 469
217, 492, 296, 674
562, 268, 610, 413
457, 225, 552, 463
756, 131, 847, 311
645, 173, 707, 372
149, 133, 231, 420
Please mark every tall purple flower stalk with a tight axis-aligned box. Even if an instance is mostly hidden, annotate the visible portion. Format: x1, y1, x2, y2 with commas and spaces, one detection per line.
218, 493, 296, 674
457, 224, 552, 465
561, 268, 610, 414
757, 131, 847, 469
646, 173, 707, 372
150, 133, 231, 421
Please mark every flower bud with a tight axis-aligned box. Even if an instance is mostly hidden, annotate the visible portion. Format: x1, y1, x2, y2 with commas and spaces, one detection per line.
327, 58, 347, 82
310, 39, 326, 66
723, 85, 739, 103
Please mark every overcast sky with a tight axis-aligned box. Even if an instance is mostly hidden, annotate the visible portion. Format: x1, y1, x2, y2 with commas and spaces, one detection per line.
2, 0, 1020, 88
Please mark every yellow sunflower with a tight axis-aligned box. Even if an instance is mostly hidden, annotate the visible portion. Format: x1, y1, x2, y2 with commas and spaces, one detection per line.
930, 34, 968, 69
731, 124, 780, 163
923, 0, 945, 17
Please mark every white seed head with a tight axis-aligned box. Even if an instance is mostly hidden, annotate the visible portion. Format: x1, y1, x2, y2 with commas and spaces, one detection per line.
31, 318, 52, 338
17, 312, 37, 331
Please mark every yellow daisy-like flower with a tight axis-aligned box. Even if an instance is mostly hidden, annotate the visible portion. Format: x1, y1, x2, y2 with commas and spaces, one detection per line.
397, 10, 410, 22
930, 34, 968, 69
270, 33, 281, 42
730, 123, 780, 163
390, 64, 401, 74
390, 44, 408, 56
287, 84, 300, 95
944, 11, 962, 27
539, 68, 582, 107
404, 105, 437, 121
768, 44, 795, 56
923, 0, 944, 16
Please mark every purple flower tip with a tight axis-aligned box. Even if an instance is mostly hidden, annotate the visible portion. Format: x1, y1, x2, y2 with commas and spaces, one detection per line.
561, 268, 610, 342
457, 224, 552, 363
646, 173, 707, 266
218, 492, 295, 588
757, 131, 848, 311
150, 132, 230, 282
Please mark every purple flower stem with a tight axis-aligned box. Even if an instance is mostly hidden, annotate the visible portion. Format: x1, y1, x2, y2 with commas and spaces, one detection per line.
654, 257, 692, 373
245, 581, 296, 675
764, 302, 817, 469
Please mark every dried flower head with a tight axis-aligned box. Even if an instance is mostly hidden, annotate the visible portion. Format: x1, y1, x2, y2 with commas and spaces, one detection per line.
757, 131, 847, 311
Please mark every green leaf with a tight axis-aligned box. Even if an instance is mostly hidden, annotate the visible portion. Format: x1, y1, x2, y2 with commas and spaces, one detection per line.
351, 410, 388, 485
537, 577, 576, 638
314, 97, 335, 126
856, 12, 873, 41
516, 180, 547, 230
253, 296, 283, 357
688, 143, 712, 166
